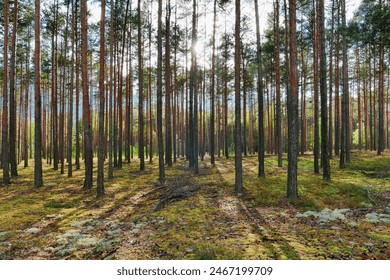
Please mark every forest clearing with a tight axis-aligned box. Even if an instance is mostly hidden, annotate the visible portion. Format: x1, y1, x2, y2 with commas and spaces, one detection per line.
0, 151, 389, 260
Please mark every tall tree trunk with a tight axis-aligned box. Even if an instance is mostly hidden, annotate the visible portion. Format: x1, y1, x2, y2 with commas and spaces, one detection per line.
287, 0, 298, 199
108, 0, 115, 179
75, 0, 80, 170
2, 0, 10, 184
364, 63, 369, 150
191, 0, 198, 174
300, 48, 307, 155
34, 0, 44, 187
255, 0, 265, 177
340, 0, 350, 168
210, 0, 217, 165
234, 0, 243, 194
378, 0, 385, 154
24, 27, 30, 168
356, 50, 362, 150
97, 0, 106, 197
319, 0, 330, 180
313, 0, 319, 174
138, 0, 145, 171
157, 0, 165, 183
68, 0, 75, 177
149, 1, 153, 164
165, 0, 173, 167
334, 0, 340, 155
328, 0, 335, 158
81, 0, 93, 189
9, 0, 19, 177
117, 0, 130, 169
274, 0, 282, 167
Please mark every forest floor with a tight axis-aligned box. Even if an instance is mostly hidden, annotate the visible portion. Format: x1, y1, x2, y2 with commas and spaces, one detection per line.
0, 151, 389, 260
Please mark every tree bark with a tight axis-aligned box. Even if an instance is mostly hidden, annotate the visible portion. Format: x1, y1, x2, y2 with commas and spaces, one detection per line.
97, 0, 106, 197
234, 0, 243, 194
81, 0, 93, 189
165, 0, 172, 167
2, 0, 10, 184
34, 0, 44, 187
274, 0, 282, 167
254, 0, 265, 177
138, 0, 145, 171
9, 0, 19, 177
210, 0, 217, 165
287, 0, 299, 199
157, 0, 165, 183
319, 0, 330, 180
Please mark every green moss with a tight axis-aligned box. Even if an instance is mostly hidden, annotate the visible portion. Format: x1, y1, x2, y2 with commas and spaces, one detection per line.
191, 242, 243, 260
44, 199, 80, 209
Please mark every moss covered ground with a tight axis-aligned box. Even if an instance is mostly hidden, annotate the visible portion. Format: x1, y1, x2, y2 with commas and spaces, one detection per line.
0, 151, 389, 259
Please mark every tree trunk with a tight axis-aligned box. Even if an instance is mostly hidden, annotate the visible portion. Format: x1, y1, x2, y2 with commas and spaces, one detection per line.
157, 0, 165, 183
255, 0, 265, 177
210, 0, 217, 165
138, 0, 145, 171
319, 0, 330, 180
81, 0, 93, 189
68, 0, 75, 177
9, 0, 19, 177
274, 0, 282, 167
165, 0, 173, 167
97, 0, 106, 197
312, 0, 319, 174
340, 0, 350, 168
75, 0, 80, 170
149, 2, 153, 164
191, 0, 198, 174
2, 0, 10, 184
108, 0, 115, 179
334, 0, 340, 156
24, 27, 31, 168
234, 0, 243, 194
34, 0, 44, 187
287, 0, 299, 199
328, 0, 335, 158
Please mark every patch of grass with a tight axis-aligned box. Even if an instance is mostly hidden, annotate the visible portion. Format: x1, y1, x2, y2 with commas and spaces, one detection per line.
191, 242, 243, 260
44, 199, 80, 209
368, 233, 390, 243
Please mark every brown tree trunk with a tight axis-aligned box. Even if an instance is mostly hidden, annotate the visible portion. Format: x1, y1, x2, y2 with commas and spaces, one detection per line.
319, 0, 330, 180
340, 0, 350, 168
24, 27, 30, 168
334, 0, 340, 156
234, 0, 243, 194
2, 0, 10, 184
274, 0, 282, 167
97, 0, 106, 197
157, 0, 165, 183
9, 0, 18, 177
149, 1, 153, 164
138, 0, 145, 171
356, 49, 362, 150
165, 0, 172, 167
287, 0, 299, 199
34, 0, 44, 187
81, 0, 93, 189
210, 0, 217, 164
75, 0, 80, 170
328, 0, 335, 158
313, 0, 319, 174
255, 0, 265, 177
68, 0, 75, 177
